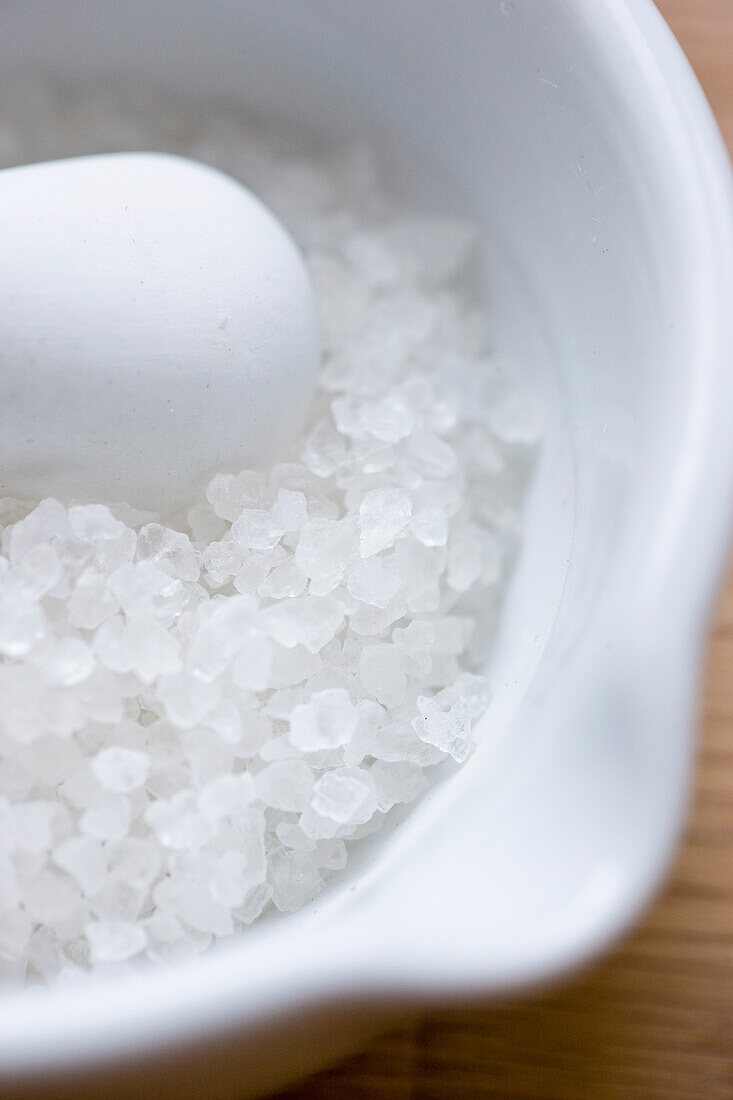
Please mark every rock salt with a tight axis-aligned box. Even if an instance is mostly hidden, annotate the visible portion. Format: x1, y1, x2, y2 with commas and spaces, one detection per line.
0, 79, 536, 983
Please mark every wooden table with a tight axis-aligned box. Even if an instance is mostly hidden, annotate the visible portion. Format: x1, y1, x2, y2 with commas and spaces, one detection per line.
274, 3, 733, 1096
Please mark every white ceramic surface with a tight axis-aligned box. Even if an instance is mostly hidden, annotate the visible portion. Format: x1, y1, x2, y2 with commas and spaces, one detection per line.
0, 152, 319, 511
0, 0, 732, 1095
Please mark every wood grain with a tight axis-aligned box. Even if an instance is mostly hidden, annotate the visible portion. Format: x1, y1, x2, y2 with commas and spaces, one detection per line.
272, 3, 733, 1097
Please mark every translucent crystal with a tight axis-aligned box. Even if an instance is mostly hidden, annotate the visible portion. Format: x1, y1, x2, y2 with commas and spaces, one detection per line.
358, 644, 407, 707
210, 851, 258, 908
69, 503, 128, 542
257, 557, 307, 599
79, 794, 131, 841
106, 561, 179, 615
268, 850, 323, 912
232, 509, 285, 552
137, 523, 200, 582
145, 792, 214, 851
52, 836, 108, 895
255, 759, 314, 811
157, 672, 220, 729
42, 636, 96, 686
309, 768, 377, 825
358, 489, 412, 556
91, 747, 151, 793
295, 518, 357, 595
231, 635, 273, 692
153, 878, 233, 937
206, 471, 271, 522
270, 489, 308, 533
301, 418, 348, 478
265, 595, 345, 653
289, 689, 359, 751
9, 543, 63, 600
68, 568, 119, 629
196, 774, 256, 823
85, 921, 147, 964
4, 498, 71, 565
370, 760, 427, 812
93, 614, 181, 684
346, 557, 400, 608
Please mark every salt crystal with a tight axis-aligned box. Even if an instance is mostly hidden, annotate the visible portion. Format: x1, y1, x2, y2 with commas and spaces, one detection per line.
295, 518, 357, 594
270, 489, 308, 533
12, 800, 63, 853
85, 921, 147, 963
301, 418, 348, 478
10, 543, 63, 600
42, 636, 95, 686
4, 499, 71, 564
268, 850, 323, 912
79, 794, 131, 841
187, 503, 227, 544
157, 672, 220, 729
182, 729, 234, 784
23, 870, 79, 924
224, 712, 270, 760
207, 471, 271, 522
359, 393, 415, 443
370, 760, 427, 812
312, 837, 348, 871
145, 791, 214, 851
202, 537, 244, 586
265, 595, 345, 653
275, 822, 315, 851
27, 928, 64, 981
231, 636, 273, 692
106, 838, 161, 892
232, 509, 285, 553
68, 568, 119, 629
412, 676, 489, 762
206, 701, 243, 746
289, 689, 358, 751
0, 910, 31, 960
0, 595, 46, 657
234, 881, 273, 925
91, 747, 151, 793
196, 774, 255, 823
69, 503, 127, 542
310, 768, 377, 825
89, 873, 148, 924
137, 523, 200, 582
153, 878, 233, 937
411, 502, 449, 547
210, 851, 256, 907
359, 644, 407, 707
255, 760, 314, 811
52, 836, 108, 895
257, 557, 307, 599
91, 526, 137, 575
269, 644, 323, 688
93, 614, 181, 684
358, 489, 412, 556
346, 557, 400, 609
447, 525, 485, 592
107, 561, 179, 614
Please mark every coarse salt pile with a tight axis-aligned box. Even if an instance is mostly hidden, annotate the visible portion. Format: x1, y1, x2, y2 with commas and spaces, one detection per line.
0, 82, 538, 982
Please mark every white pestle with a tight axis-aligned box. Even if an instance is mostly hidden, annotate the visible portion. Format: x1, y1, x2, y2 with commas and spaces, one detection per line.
0, 153, 320, 511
